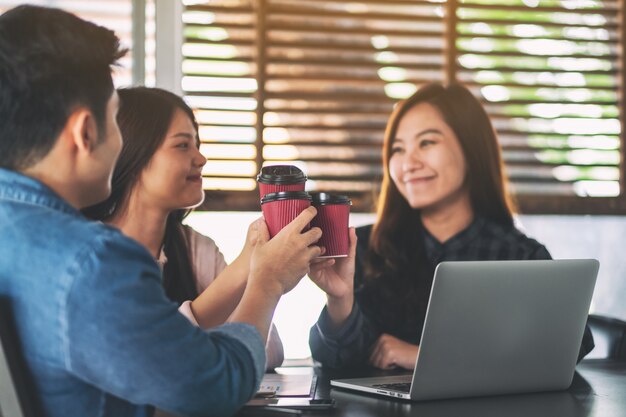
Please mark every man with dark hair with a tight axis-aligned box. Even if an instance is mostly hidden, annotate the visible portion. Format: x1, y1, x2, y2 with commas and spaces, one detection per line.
0, 6, 321, 417
0, 5, 124, 173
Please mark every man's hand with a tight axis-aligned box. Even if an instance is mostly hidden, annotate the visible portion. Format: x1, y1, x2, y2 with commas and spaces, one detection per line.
369, 334, 419, 370
249, 206, 322, 297
228, 207, 321, 345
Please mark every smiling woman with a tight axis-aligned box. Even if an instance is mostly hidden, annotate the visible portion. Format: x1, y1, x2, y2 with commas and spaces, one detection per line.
82, 88, 206, 305
389, 103, 471, 243
136, 106, 206, 212
308, 82, 595, 371
82, 87, 285, 372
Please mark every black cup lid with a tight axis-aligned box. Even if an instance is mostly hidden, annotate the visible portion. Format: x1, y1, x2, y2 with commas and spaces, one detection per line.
310, 192, 352, 205
257, 165, 307, 185
260, 191, 312, 205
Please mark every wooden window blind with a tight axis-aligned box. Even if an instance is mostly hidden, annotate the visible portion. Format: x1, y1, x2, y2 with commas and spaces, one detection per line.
455, 0, 624, 213
184, 0, 625, 214
185, 0, 451, 211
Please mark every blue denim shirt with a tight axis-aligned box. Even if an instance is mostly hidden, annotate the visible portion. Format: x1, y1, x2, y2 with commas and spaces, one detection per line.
0, 168, 265, 417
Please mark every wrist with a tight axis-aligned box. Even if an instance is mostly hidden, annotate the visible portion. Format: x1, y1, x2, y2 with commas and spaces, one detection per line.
233, 245, 252, 267
327, 291, 353, 307
326, 293, 353, 329
247, 274, 284, 302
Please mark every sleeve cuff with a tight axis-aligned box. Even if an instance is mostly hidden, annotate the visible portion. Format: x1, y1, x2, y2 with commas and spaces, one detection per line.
315, 302, 363, 348
178, 301, 200, 327
211, 323, 266, 390
178, 303, 266, 388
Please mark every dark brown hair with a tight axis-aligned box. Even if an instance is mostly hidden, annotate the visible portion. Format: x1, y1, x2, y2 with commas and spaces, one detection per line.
363, 82, 515, 319
83, 87, 200, 304
0, 5, 126, 170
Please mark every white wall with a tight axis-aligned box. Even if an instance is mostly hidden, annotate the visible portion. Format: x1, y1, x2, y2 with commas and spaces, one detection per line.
517, 215, 626, 321
186, 212, 626, 358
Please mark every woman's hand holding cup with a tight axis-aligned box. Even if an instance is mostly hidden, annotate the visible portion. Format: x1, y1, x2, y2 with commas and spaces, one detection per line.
309, 227, 358, 329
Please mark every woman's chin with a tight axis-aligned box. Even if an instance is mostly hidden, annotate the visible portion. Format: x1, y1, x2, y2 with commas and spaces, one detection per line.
405, 197, 437, 211
173, 194, 205, 211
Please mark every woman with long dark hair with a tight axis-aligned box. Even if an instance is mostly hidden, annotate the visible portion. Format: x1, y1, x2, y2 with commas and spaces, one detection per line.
308, 82, 593, 370
84, 87, 284, 369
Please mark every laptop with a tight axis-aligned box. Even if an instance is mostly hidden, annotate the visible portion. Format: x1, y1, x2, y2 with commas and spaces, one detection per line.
331, 259, 599, 401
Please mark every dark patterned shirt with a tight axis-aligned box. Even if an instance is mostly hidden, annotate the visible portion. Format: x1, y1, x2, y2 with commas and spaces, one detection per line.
309, 216, 594, 369
421, 216, 551, 263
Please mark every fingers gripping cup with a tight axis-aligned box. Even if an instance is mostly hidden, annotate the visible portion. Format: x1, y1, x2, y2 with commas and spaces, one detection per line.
257, 165, 307, 199
310, 193, 351, 258
261, 191, 312, 239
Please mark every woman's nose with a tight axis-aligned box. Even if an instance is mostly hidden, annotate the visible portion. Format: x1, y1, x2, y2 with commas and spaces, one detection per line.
403, 147, 423, 170
194, 148, 207, 167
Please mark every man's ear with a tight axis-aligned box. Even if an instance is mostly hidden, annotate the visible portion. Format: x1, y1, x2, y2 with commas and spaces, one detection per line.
65, 107, 98, 154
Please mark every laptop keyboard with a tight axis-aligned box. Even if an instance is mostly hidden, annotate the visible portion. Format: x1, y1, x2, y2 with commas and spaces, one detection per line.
371, 382, 411, 393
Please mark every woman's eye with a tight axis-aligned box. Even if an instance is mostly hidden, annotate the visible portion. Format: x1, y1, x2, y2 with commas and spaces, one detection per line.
176, 142, 189, 149
420, 139, 436, 148
391, 147, 403, 154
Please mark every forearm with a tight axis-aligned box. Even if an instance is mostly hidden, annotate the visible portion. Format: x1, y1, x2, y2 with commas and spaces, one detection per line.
265, 324, 285, 370
228, 281, 282, 345
190, 255, 249, 328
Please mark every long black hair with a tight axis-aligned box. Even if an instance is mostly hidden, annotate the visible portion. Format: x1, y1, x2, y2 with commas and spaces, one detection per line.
83, 87, 200, 304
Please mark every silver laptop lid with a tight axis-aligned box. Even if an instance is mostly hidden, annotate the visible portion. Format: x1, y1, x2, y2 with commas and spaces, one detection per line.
411, 259, 598, 401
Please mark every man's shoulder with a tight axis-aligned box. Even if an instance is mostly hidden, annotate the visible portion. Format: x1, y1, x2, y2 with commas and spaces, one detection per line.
50, 210, 148, 256
4, 201, 156, 275
77, 220, 158, 274
53, 217, 162, 308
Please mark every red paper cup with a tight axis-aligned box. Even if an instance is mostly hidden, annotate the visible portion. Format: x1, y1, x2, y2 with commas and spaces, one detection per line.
261, 191, 312, 239
257, 165, 306, 199
310, 193, 351, 258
